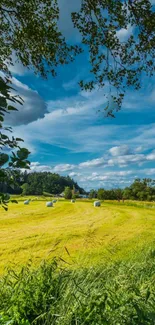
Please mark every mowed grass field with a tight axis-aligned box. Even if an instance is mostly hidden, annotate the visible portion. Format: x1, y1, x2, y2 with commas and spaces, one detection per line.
0, 198, 155, 274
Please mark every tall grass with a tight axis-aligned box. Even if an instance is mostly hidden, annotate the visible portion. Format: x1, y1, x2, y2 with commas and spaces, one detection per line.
0, 248, 155, 325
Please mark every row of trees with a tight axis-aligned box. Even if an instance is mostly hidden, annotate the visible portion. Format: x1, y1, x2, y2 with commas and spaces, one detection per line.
0, 172, 154, 201
89, 179, 155, 202
0, 170, 84, 196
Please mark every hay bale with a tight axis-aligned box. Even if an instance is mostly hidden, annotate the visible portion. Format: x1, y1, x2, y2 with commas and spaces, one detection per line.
52, 200, 57, 203
71, 199, 75, 203
46, 201, 53, 207
94, 201, 101, 207
24, 200, 30, 205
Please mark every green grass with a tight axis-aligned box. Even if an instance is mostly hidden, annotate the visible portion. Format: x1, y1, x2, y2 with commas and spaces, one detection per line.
0, 198, 155, 273
0, 248, 155, 324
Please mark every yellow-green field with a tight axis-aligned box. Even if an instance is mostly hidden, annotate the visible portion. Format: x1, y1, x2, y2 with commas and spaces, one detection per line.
0, 198, 155, 274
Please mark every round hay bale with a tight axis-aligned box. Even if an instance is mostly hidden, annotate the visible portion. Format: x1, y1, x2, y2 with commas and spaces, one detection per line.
94, 201, 101, 207
71, 199, 75, 203
46, 201, 53, 207
52, 200, 57, 203
24, 200, 30, 205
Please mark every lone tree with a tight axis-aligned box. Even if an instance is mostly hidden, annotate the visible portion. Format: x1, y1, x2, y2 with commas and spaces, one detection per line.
64, 187, 72, 200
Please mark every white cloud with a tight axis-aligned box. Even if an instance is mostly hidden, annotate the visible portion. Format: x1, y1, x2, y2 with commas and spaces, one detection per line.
30, 163, 53, 173
108, 154, 146, 167
53, 164, 75, 172
29, 162, 75, 173
135, 146, 147, 153
147, 152, 155, 161
31, 162, 40, 167
116, 25, 133, 42
81, 170, 133, 182
79, 157, 105, 168
69, 172, 81, 177
109, 145, 131, 156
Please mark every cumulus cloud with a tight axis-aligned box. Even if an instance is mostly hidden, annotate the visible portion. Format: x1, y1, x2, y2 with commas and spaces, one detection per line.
109, 145, 131, 156
53, 164, 75, 172
116, 25, 133, 42
69, 172, 81, 177
30, 162, 53, 173
81, 170, 133, 182
77, 149, 155, 171
79, 157, 105, 168
108, 154, 146, 167
4, 77, 48, 126
29, 162, 75, 173
147, 152, 155, 161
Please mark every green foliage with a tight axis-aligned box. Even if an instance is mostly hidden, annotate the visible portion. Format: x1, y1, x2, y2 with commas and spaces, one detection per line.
97, 179, 155, 202
0, 249, 155, 324
72, 0, 155, 116
72, 194, 78, 200
0, 0, 81, 78
123, 178, 155, 201
89, 189, 97, 199
0, 77, 30, 209
64, 186, 72, 200
97, 188, 106, 200
21, 183, 29, 196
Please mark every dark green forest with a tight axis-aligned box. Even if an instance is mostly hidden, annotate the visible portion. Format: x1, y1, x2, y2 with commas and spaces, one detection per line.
0, 171, 85, 196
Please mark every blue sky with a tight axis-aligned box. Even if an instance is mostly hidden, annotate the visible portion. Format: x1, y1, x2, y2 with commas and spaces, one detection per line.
5, 0, 155, 191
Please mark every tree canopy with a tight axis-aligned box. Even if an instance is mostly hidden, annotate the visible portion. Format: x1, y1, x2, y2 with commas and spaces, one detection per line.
0, 0, 81, 77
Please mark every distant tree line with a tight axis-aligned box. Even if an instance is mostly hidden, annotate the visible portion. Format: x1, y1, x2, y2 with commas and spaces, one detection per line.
89, 179, 155, 202
0, 173, 155, 202
0, 171, 85, 196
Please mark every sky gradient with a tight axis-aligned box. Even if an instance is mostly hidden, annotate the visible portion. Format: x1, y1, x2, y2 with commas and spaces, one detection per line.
5, 1, 155, 191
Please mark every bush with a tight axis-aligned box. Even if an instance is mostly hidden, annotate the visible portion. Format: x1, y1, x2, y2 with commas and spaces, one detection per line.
64, 187, 72, 200
0, 249, 155, 324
